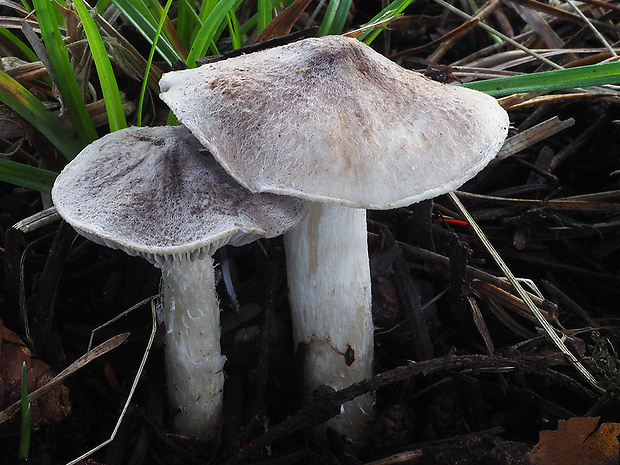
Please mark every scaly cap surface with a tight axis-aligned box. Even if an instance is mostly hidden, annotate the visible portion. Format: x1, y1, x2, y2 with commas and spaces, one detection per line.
52, 125, 307, 265
160, 35, 509, 209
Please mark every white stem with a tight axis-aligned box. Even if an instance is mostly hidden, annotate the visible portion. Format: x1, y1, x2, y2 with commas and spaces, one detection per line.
284, 203, 374, 442
160, 255, 226, 441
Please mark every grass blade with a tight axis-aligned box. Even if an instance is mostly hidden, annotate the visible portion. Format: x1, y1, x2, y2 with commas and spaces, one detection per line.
137, 0, 174, 126
227, 10, 242, 49
32, 0, 98, 146
0, 29, 53, 87
0, 29, 40, 63
177, 0, 199, 48
257, 0, 272, 34
95, 0, 112, 14
198, 0, 219, 23
317, 0, 353, 36
238, 0, 287, 37
357, 0, 417, 43
111, 0, 182, 65
186, 0, 243, 66
0, 159, 57, 193
143, 0, 189, 60
18, 362, 31, 461
463, 61, 620, 96
0, 70, 81, 160
73, 0, 127, 132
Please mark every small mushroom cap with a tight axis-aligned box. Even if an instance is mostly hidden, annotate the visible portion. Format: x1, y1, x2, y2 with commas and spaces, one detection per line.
51, 125, 306, 266
159, 35, 509, 210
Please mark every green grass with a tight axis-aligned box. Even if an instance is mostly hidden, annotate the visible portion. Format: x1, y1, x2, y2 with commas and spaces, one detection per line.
32, 0, 98, 146
0, 159, 58, 194
73, 0, 127, 132
137, 0, 175, 126
0, 70, 82, 161
111, 0, 184, 65
462, 61, 620, 96
318, 0, 353, 37
18, 362, 31, 462
3, 0, 620, 194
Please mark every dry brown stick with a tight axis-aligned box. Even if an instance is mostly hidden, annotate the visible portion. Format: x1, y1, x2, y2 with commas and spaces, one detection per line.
255, 0, 314, 43
87, 293, 162, 351
550, 113, 608, 170
540, 280, 600, 328
579, 0, 620, 13
496, 116, 575, 160
476, 292, 537, 338
475, 282, 556, 322
392, 246, 434, 360
389, 18, 481, 59
429, 0, 503, 62
467, 295, 496, 354
67, 300, 158, 465
506, 92, 615, 110
0, 332, 129, 424
454, 190, 620, 212
225, 354, 594, 464
372, 233, 559, 316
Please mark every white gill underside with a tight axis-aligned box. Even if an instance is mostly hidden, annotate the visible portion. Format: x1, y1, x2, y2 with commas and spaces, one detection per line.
161, 255, 226, 441
284, 203, 374, 440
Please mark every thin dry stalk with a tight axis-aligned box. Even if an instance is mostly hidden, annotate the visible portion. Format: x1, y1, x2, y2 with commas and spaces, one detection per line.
66, 298, 158, 465
448, 192, 604, 393
0, 333, 129, 424
495, 117, 576, 158
431, 0, 564, 68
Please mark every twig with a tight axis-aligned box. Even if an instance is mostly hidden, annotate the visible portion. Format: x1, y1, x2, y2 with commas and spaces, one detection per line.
496, 117, 575, 160
12, 207, 60, 233
225, 354, 594, 464
454, 190, 620, 212
67, 299, 158, 465
87, 293, 161, 351
430, 0, 564, 69
0, 333, 130, 424
565, 0, 617, 57
372, 234, 559, 315
448, 192, 604, 393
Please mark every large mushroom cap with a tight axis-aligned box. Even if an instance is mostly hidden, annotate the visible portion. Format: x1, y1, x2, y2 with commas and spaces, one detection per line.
160, 35, 509, 210
51, 125, 307, 265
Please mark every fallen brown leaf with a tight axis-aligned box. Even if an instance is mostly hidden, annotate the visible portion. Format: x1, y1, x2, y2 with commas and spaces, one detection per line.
527, 416, 620, 465
0, 320, 71, 436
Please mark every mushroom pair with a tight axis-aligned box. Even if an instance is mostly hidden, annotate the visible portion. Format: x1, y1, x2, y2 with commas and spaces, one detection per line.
52, 125, 306, 440
159, 35, 509, 441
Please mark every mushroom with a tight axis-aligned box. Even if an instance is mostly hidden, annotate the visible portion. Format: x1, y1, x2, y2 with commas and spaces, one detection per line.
51, 125, 306, 441
158, 35, 509, 441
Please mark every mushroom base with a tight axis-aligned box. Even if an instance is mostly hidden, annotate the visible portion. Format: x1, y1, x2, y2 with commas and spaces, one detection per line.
161, 255, 226, 441
284, 203, 374, 443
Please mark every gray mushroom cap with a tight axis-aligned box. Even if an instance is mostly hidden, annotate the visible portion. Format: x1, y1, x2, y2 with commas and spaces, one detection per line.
159, 35, 509, 210
51, 125, 307, 266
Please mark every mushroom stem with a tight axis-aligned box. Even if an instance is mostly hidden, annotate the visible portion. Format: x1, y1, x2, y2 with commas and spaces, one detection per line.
284, 203, 374, 441
160, 255, 226, 441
